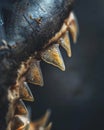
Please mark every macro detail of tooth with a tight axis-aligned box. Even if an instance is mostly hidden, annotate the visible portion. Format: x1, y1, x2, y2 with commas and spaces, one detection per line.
41, 44, 65, 71
11, 115, 30, 130
59, 31, 72, 57
29, 110, 51, 130
15, 99, 28, 115
19, 82, 34, 102
68, 12, 79, 43
34, 110, 51, 127
26, 59, 44, 87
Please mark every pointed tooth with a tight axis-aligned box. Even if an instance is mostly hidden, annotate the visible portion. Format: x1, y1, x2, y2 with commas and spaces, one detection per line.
45, 122, 52, 130
60, 31, 72, 57
19, 82, 34, 102
15, 99, 28, 115
34, 110, 51, 127
68, 12, 79, 43
41, 44, 65, 71
11, 115, 29, 130
26, 60, 44, 87
30, 110, 51, 129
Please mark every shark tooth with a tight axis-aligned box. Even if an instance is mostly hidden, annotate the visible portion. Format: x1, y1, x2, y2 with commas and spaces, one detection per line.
68, 12, 79, 43
19, 82, 34, 102
60, 31, 72, 57
30, 110, 51, 129
41, 44, 65, 71
11, 115, 29, 130
34, 110, 51, 127
26, 60, 44, 87
15, 99, 28, 115
45, 122, 52, 130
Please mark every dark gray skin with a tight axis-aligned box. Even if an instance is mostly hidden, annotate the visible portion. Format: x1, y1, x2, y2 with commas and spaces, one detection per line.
0, 0, 74, 129
3, 0, 74, 59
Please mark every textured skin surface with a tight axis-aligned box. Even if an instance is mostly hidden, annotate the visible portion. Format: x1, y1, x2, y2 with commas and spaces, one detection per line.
0, 0, 74, 129
3, 0, 74, 59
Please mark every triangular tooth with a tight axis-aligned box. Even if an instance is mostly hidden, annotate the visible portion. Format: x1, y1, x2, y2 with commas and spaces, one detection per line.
60, 31, 72, 57
45, 122, 52, 130
11, 115, 29, 130
26, 60, 44, 87
34, 110, 51, 127
30, 110, 51, 129
68, 12, 79, 43
41, 44, 65, 71
15, 99, 28, 115
19, 82, 34, 102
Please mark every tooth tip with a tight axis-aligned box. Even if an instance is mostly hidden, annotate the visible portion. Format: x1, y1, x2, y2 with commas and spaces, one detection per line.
68, 52, 72, 57
40, 83, 44, 87
45, 109, 51, 118
68, 11, 79, 44
41, 44, 65, 71
73, 36, 78, 43
20, 82, 34, 102
15, 99, 28, 115
26, 60, 44, 87
61, 66, 65, 71
59, 31, 72, 58
56, 61, 65, 71
45, 122, 52, 130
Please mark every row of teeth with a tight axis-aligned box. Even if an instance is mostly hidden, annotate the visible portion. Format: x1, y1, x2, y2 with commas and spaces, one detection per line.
7, 11, 78, 130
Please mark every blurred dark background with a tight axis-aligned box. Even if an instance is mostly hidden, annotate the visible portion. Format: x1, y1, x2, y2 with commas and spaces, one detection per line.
0, 0, 104, 130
